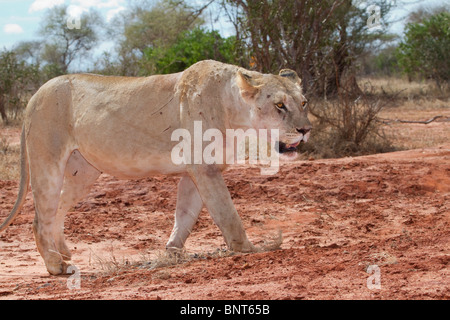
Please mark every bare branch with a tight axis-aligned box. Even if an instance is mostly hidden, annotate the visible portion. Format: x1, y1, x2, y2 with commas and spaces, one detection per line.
378, 115, 450, 125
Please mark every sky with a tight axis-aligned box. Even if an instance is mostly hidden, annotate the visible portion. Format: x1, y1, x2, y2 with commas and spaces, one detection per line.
0, 0, 130, 49
0, 0, 446, 61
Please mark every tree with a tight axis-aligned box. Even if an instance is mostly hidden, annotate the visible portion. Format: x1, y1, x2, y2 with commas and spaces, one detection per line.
38, 5, 102, 74
358, 45, 400, 77
396, 11, 450, 90
13, 41, 44, 67
222, 0, 393, 97
142, 27, 237, 74
0, 50, 39, 124
110, 0, 208, 76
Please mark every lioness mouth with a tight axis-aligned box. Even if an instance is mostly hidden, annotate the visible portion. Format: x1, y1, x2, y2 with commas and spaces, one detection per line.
275, 133, 309, 154
276, 141, 301, 154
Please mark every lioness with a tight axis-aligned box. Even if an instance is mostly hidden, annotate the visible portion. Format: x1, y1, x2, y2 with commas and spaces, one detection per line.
0, 60, 311, 275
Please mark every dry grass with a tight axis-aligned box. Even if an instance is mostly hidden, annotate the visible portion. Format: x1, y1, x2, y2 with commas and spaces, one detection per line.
87, 232, 283, 277
88, 244, 237, 277
380, 115, 450, 151
259, 229, 283, 251
359, 76, 448, 100
0, 135, 20, 181
88, 245, 137, 276
362, 76, 450, 151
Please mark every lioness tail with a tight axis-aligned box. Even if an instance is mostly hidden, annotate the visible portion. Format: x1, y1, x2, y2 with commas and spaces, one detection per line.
0, 126, 30, 232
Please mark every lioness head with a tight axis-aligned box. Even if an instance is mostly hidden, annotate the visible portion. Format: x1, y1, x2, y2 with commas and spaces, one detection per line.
236, 68, 312, 156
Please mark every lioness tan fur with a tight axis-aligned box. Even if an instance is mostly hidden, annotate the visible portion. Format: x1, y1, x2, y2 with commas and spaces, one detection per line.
0, 60, 311, 275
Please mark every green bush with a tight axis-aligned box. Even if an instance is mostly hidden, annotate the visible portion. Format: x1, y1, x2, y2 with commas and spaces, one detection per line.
142, 27, 237, 75
396, 12, 450, 89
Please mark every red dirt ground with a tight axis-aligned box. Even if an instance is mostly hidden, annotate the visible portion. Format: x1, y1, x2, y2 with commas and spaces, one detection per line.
0, 129, 449, 300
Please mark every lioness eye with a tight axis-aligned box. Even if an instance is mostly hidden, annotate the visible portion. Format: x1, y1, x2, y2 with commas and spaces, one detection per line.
275, 103, 287, 112
301, 101, 308, 109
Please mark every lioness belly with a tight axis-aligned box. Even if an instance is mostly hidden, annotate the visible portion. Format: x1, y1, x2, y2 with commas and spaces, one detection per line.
77, 142, 186, 179
74, 110, 185, 178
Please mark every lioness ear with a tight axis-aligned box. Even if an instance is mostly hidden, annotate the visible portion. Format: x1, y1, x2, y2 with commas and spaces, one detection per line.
279, 69, 302, 87
236, 71, 260, 100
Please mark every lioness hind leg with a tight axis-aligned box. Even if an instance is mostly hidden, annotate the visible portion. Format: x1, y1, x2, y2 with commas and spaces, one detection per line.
166, 176, 203, 250
55, 150, 101, 261
30, 162, 68, 275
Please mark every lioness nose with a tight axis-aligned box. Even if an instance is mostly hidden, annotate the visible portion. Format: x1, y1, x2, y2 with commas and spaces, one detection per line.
296, 126, 312, 135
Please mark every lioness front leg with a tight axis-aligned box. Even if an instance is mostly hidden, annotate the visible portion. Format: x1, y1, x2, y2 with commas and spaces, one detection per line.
187, 164, 256, 253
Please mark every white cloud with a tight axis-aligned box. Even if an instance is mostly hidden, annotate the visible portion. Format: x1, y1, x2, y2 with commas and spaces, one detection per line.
67, 5, 88, 18
29, 0, 65, 13
70, 0, 126, 21
72, 0, 125, 10
106, 6, 125, 22
3, 24, 24, 34
28, 0, 126, 16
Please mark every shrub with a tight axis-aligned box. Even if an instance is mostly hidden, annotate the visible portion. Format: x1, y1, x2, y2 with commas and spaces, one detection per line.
0, 50, 40, 124
299, 76, 394, 158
